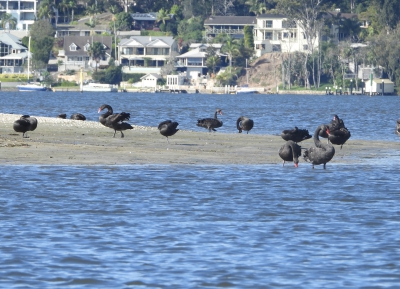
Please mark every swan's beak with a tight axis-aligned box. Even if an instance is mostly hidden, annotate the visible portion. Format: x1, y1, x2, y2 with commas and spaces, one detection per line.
219, 111, 223, 115
294, 163, 299, 168
97, 108, 102, 113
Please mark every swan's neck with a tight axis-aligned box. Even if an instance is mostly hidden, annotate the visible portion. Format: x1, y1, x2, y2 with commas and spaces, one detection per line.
313, 126, 323, 147
214, 111, 218, 119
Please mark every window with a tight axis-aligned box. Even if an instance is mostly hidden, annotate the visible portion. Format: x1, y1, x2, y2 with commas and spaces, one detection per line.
263, 20, 273, 28
69, 43, 77, 51
84, 43, 90, 51
282, 20, 297, 29
264, 32, 273, 40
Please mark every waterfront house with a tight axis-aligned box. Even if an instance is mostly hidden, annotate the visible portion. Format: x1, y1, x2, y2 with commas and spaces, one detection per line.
176, 43, 225, 79
204, 16, 256, 41
254, 14, 315, 56
118, 36, 177, 74
364, 78, 394, 95
58, 35, 112, 71
0, 32, 28, 74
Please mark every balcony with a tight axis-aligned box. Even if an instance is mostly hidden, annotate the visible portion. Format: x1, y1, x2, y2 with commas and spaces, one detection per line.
206, 28, 244, 35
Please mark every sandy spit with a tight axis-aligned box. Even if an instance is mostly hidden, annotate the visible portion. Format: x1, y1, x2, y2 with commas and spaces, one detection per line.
0, 113, 398, 166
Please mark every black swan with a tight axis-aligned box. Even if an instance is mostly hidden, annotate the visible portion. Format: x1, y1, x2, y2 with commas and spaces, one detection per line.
57, 113, 67, 119
396, 119, 400, 136
279, 140, 301, 167
197, 109, 223, 132
303, 125, 335, 169
70, 113, 86, 121
236, 116, 254, 134
158, 120, 179, 143
281, 127, 312, 143
326, 126, 351, 149
98, 104, 133, 138
318, 114, 348, 141
13, 115, 38, 138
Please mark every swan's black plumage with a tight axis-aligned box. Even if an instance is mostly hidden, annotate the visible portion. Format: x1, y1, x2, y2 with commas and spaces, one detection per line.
13, 115, 38, 138
70, 113, 86, 121
197, 109, 223, 132
279, 140, 301, 167
281, 127, 312, 143
396, 119, 400, 136
158, 120, 179, 143
303, 125, 335, 169
98, 104, 133, 138
326, 115, 351, 148
236, 116, 254, 134
57, 113, 67, 119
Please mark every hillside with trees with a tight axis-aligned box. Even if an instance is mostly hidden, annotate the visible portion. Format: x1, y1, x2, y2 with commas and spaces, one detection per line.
28, 0, 400, 91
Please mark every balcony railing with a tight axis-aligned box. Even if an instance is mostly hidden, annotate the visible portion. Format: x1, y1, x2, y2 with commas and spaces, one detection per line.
206, 28, 244, 34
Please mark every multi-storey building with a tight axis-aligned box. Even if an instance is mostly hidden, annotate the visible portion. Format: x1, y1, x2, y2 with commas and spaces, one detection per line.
254, 14, 313, 56
0, 0, 38, 31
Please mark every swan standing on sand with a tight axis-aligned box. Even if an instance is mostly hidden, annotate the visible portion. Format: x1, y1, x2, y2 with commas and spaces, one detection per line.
13, 115, 38, 138
281, 127, 311, 143
303, 125, 335, 169
98, 104, 133, 138
197, 109, 223, 132
158, 120, 179, 143
279, 140, 301, 167
236, 116, 254, 134
326, 115, 351, 148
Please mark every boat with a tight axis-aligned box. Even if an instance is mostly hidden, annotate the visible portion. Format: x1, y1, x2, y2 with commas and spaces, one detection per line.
17, 36, 47, 92
236, 85, 259, 94
81, 82, 118, 92
17, 83, 47, 92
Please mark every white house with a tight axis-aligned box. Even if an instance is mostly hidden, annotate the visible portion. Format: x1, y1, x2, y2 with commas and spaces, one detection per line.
0, 0, 37, 31
364, 78, 394, 95
140, 73, 161, 88
254, 14, 317, 56
118, 36, 177, 74
176, 43, 225, 79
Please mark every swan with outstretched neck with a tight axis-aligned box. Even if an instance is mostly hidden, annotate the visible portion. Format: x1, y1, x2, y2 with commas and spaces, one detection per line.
236, 116, 254, 134
197, 109, 223, 132
303, 125, 335, 169
279, 140, 301, 167
98, 104, 133, 138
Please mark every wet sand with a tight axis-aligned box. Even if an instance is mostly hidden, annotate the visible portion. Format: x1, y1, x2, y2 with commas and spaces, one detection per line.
0, 113, 398, 166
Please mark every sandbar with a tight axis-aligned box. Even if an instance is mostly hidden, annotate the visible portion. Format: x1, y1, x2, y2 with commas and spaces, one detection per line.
0, 113, 398, 166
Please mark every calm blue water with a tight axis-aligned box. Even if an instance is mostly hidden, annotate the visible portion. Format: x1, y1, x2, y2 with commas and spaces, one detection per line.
1, 92, 400, 288
1, 91, 400, 141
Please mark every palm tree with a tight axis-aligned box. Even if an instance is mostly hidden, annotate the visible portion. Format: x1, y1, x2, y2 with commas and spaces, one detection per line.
222, 36, 239, 67
245, 0, 266, 15
68, 0, 76, 22
1, 13, 17, 31
157, 8, 170, 26
38, 0, 55, 22
87, 41, 106, 72
85, 4, 99, 27
58, 0, 70, 23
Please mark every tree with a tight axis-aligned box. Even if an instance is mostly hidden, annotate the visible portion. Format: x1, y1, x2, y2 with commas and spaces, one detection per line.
277, 0, 325, 88
245, 0, 266, 15
58, 0, 70, 23
243, 25, 254, 49
222, 36, 239, 67
28, 20, 55, 69
38, 0, 55, 22
87, 41, 107, 72
177, 17, 204, 43
110, 12, 132, 31
0, 13, 17, 31
104, 65, 122, 84
157, 8, 170, 26
85, 4, 99, 28
69, 0, 77, 22
206, 45, 221, 75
